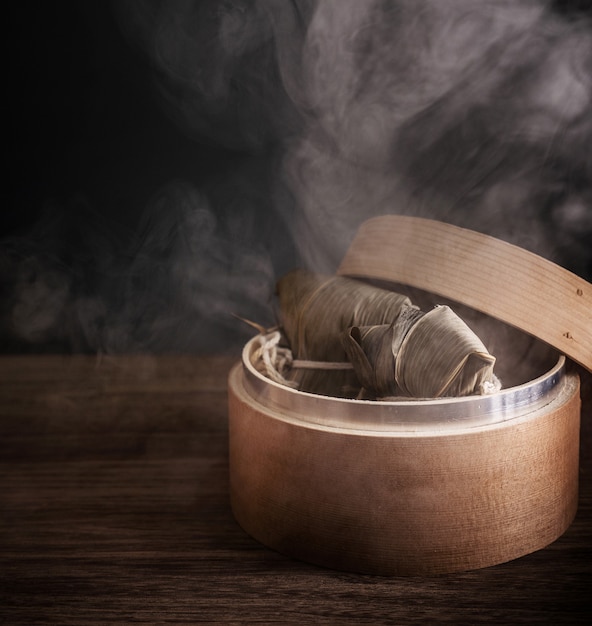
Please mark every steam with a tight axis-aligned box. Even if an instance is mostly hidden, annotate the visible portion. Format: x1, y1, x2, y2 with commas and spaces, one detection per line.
283, 0, 592, 267
1, 179, 280, 353
112, 179, 278, 352
2, 0, 592, 353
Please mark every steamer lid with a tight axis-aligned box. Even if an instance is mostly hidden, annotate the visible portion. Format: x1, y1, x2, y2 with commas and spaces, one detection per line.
337, 215, 592, 373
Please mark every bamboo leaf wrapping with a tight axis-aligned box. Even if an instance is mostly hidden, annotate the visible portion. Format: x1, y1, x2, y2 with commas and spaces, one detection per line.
277, 269, 413, 396
276, 269, 499, 398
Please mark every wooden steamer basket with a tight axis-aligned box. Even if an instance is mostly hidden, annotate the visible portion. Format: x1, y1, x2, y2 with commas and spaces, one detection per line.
228, 216, 591, 575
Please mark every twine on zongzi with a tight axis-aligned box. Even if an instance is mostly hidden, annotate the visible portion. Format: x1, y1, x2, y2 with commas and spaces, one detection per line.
251, 330, 354, 389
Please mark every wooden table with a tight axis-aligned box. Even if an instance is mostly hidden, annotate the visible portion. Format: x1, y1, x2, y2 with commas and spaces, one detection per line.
1, 355, 591, 624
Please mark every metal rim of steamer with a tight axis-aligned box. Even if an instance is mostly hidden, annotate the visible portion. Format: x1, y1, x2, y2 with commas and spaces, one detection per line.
241, 336, 567, 432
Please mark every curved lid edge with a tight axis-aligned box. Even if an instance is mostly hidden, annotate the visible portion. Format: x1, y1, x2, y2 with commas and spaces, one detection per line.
337, 215, 592, 373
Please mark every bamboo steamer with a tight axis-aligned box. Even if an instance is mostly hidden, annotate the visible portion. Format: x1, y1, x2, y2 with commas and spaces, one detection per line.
228, 216, 588, 575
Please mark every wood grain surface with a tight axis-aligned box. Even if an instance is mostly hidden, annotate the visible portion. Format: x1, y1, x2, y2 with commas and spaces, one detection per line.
338, 216, 592, 373
1, 354, 591, 624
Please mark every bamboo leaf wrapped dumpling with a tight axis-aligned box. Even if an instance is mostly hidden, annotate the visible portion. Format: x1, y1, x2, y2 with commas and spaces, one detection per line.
396, 305, 499, 397
342, 305, 500, 398
275, 269, 500, 399
277, 269, 415, 396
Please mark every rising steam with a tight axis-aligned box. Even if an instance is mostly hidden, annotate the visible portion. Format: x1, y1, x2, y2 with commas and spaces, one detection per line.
2, 0, 592, 353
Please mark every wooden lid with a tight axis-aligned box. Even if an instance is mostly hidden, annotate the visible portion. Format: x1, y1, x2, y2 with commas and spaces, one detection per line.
337, 215, 592, 373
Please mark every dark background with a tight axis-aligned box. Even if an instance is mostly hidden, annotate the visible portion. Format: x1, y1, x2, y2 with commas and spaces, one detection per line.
7, 0, 591, 236
3, 2, 294, 354
3, 1, 592, 354
5, 2, 232, 238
